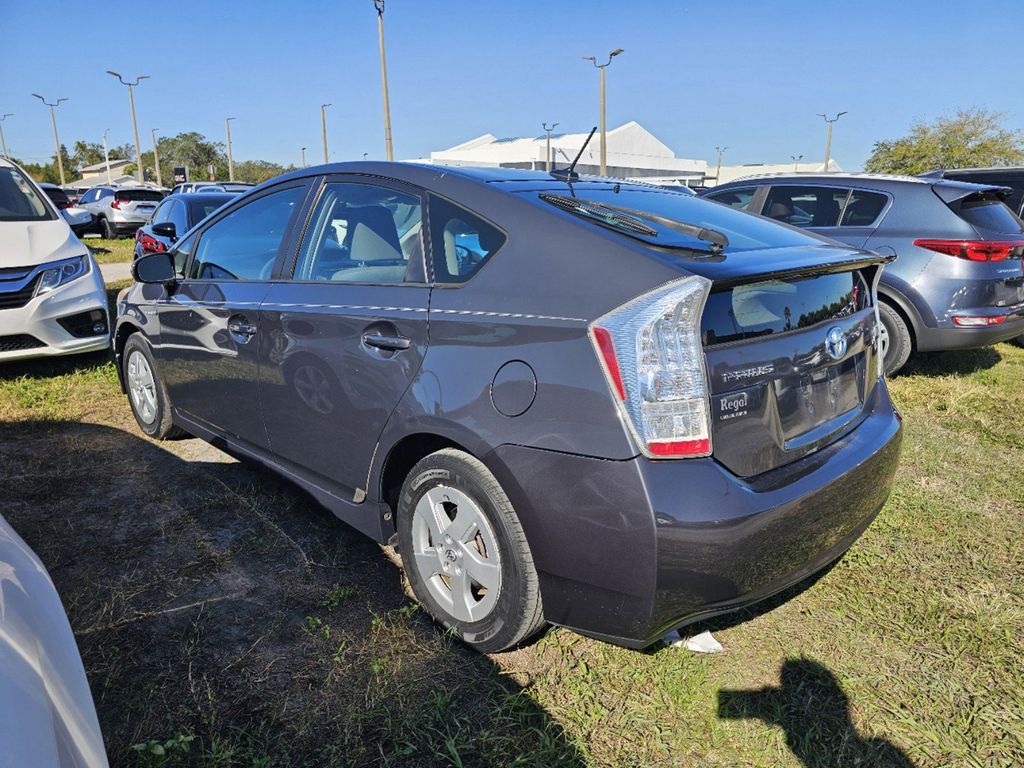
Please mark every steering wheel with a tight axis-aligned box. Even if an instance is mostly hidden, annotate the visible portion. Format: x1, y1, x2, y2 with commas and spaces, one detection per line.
455, 245, 483, 266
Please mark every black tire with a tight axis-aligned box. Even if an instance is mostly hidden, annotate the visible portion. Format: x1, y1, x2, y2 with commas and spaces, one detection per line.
397, 449, 545, 653
100, 217, 117, 240
878, 302, 912, 376
1012, 334, 1024, 348
122, 334, 184, 439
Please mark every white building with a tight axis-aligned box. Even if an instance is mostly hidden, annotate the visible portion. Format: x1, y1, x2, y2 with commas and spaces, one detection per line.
709, 159, 843, 187
424, 121, 707, 184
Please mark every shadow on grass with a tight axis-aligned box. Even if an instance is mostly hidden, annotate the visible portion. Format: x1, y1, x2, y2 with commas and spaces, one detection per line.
0, 420, 585, 767
898, 346, 1001, 377
718, 658, 914, 767
0, 349, 112, 382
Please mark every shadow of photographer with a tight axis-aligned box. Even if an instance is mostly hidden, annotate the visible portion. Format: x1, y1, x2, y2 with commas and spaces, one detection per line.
718, 658, 914, 767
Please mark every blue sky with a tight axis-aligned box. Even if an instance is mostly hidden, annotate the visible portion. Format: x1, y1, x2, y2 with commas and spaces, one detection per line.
2, 0, 1021, 171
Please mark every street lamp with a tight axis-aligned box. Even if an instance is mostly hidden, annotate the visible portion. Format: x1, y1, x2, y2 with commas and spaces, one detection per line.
31, 94, 68, 185
301, 147, 307, 168
582, 48, 624, 176
0, 113, 12, 160
151, 128, 162, 187
102, 129, 112, 184
791, 153, 804, 172
542, 121, 559, 172
818, 112, 847, 173
373, 0, 394, 161
320, 104, 331, 164
225, 117, 236, 181
714, 145, 728, 186
107, 71, 149, 182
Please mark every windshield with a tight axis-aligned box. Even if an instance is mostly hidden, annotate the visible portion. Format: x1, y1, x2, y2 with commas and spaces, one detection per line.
539, 187, 820, 251
0, 167, 53, 222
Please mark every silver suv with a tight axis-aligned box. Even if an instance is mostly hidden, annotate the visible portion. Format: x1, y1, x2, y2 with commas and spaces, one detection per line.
78, 185, 165, 239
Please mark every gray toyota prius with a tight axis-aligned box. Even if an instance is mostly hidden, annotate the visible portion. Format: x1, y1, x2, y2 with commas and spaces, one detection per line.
115, 162, 903, 652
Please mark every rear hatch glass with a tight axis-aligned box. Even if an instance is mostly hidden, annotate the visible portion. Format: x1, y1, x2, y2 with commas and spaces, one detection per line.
954, 193, 1024, 234
117, 190, 164, 204
702, 267, 881, 477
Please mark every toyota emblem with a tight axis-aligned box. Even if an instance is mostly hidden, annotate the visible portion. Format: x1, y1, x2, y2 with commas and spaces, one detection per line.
825, 326, 847, 360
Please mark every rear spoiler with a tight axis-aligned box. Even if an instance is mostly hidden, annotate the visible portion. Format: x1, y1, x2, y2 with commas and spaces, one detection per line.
685, 247, 893, 290
931, 182, 1012, 204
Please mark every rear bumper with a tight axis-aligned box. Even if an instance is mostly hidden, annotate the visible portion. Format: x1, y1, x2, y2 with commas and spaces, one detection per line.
915, 303, 1024, 351
485, 381, 903, 648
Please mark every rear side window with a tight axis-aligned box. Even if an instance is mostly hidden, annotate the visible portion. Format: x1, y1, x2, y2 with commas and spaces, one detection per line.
840, 191, 887, 226
701, 271, 870, 346
764, 186, 848, 227
117, 190, 164, 203
428, 195, 506, 283
293, 182, 424, 284
190, 186, 305, 280
955, 194, 1024, 235
705, 188, 757, 211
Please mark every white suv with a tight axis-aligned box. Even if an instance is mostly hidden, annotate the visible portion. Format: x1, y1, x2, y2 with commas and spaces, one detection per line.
0, 159, 109, 361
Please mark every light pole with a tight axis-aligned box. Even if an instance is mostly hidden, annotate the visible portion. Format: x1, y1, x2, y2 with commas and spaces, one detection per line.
102, 129, 112, 184
151, 128, 162, 187
301, 147, 307, 167
0, 113, 12, 159
714, 146, 728, 186
225, 117, 236, 181
818, 111, 847, 173
31, 94, 67, 185
107, 71, 149, 182
791, 153, 803, 172
582, 48, 624, 176
320, 104, 331, 164
373, 0, 394, 161
542, 121, 559, 171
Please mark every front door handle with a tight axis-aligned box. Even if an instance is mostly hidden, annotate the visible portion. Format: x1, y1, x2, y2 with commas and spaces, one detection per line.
362, 333, 411, 351
227, 317, 257, 342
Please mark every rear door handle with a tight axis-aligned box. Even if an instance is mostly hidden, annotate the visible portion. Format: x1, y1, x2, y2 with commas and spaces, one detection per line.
227, 317, 257, 340
362, 333, 411, 351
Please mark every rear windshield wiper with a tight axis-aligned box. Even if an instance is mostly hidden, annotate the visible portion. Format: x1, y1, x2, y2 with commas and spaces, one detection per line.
539, 193, 729, 253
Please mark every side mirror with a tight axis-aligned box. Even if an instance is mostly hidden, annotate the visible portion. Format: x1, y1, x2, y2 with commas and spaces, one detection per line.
152, 221, 177, 240
132, 252, 177, 284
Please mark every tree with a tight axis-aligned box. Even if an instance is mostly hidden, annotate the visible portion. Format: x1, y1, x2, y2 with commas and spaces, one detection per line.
18, 145, 74, 183
865, 108, 1024, 175
138, 131, 229, 185
233, 159, 291, 184
72, 141, 132, 171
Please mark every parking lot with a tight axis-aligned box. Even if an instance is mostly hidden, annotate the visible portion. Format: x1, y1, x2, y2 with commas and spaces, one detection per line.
0, 276, 1020, 766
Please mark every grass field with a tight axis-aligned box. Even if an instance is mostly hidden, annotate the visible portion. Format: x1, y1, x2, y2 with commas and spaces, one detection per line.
85, 237, 136, 263
0, 289, 1021, 767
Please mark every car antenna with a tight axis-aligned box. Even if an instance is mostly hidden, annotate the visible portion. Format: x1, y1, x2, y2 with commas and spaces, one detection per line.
551, 126, 597, 183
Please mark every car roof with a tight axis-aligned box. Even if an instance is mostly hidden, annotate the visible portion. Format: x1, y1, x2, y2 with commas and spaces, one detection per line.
169, 191, 236, 201
713, 171, 1006, 195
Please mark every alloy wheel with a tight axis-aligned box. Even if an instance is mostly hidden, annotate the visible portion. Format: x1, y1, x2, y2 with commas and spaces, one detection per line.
126, 350, 158, 425
410, 485, 502, 623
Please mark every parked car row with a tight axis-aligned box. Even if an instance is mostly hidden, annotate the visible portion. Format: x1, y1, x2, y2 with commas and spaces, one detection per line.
700, 172, 1024, 372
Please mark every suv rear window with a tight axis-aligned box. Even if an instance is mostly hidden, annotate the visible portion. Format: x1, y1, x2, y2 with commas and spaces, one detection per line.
955, 193, 1024, 235
116, 190, 164, 203
701, 270, 870, 346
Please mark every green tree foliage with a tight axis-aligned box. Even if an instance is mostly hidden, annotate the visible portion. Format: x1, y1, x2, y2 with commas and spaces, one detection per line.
865, 108, 1024, 175
71, 140, 132, 170
137, 132, 229, 185
16, 144, 74, 183
232, 159, 292, 184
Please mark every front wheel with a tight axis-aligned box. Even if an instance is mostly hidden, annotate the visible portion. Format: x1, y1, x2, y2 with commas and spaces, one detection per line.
100, 217, 117, 240
123, 334, 184, 439
397, 449, 545, 653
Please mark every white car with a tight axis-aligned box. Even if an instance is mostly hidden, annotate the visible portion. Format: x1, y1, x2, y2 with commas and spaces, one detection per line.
0, 512, 109, 767
0, 158, 109, 362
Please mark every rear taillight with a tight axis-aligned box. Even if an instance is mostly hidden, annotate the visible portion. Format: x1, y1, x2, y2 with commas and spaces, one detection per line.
111, 198, 125, 210
914, 239, 1024, 262
952, 315, 1006, 327
590, 275, 713, 459
136, 230, 165, 254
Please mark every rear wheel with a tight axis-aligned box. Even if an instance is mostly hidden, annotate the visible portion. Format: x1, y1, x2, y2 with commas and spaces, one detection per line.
123, 334, 184, 439
397, 449, 545, 653
878, 302, 912, 376
100, 217, 117, 240
1013, 335, 1024, 348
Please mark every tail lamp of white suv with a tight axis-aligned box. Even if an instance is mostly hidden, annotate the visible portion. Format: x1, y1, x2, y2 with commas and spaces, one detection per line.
590, 275, 713, 459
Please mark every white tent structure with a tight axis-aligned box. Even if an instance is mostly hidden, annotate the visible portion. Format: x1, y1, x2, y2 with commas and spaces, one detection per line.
709, 159, 843, 187
423, 121, 707, 185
